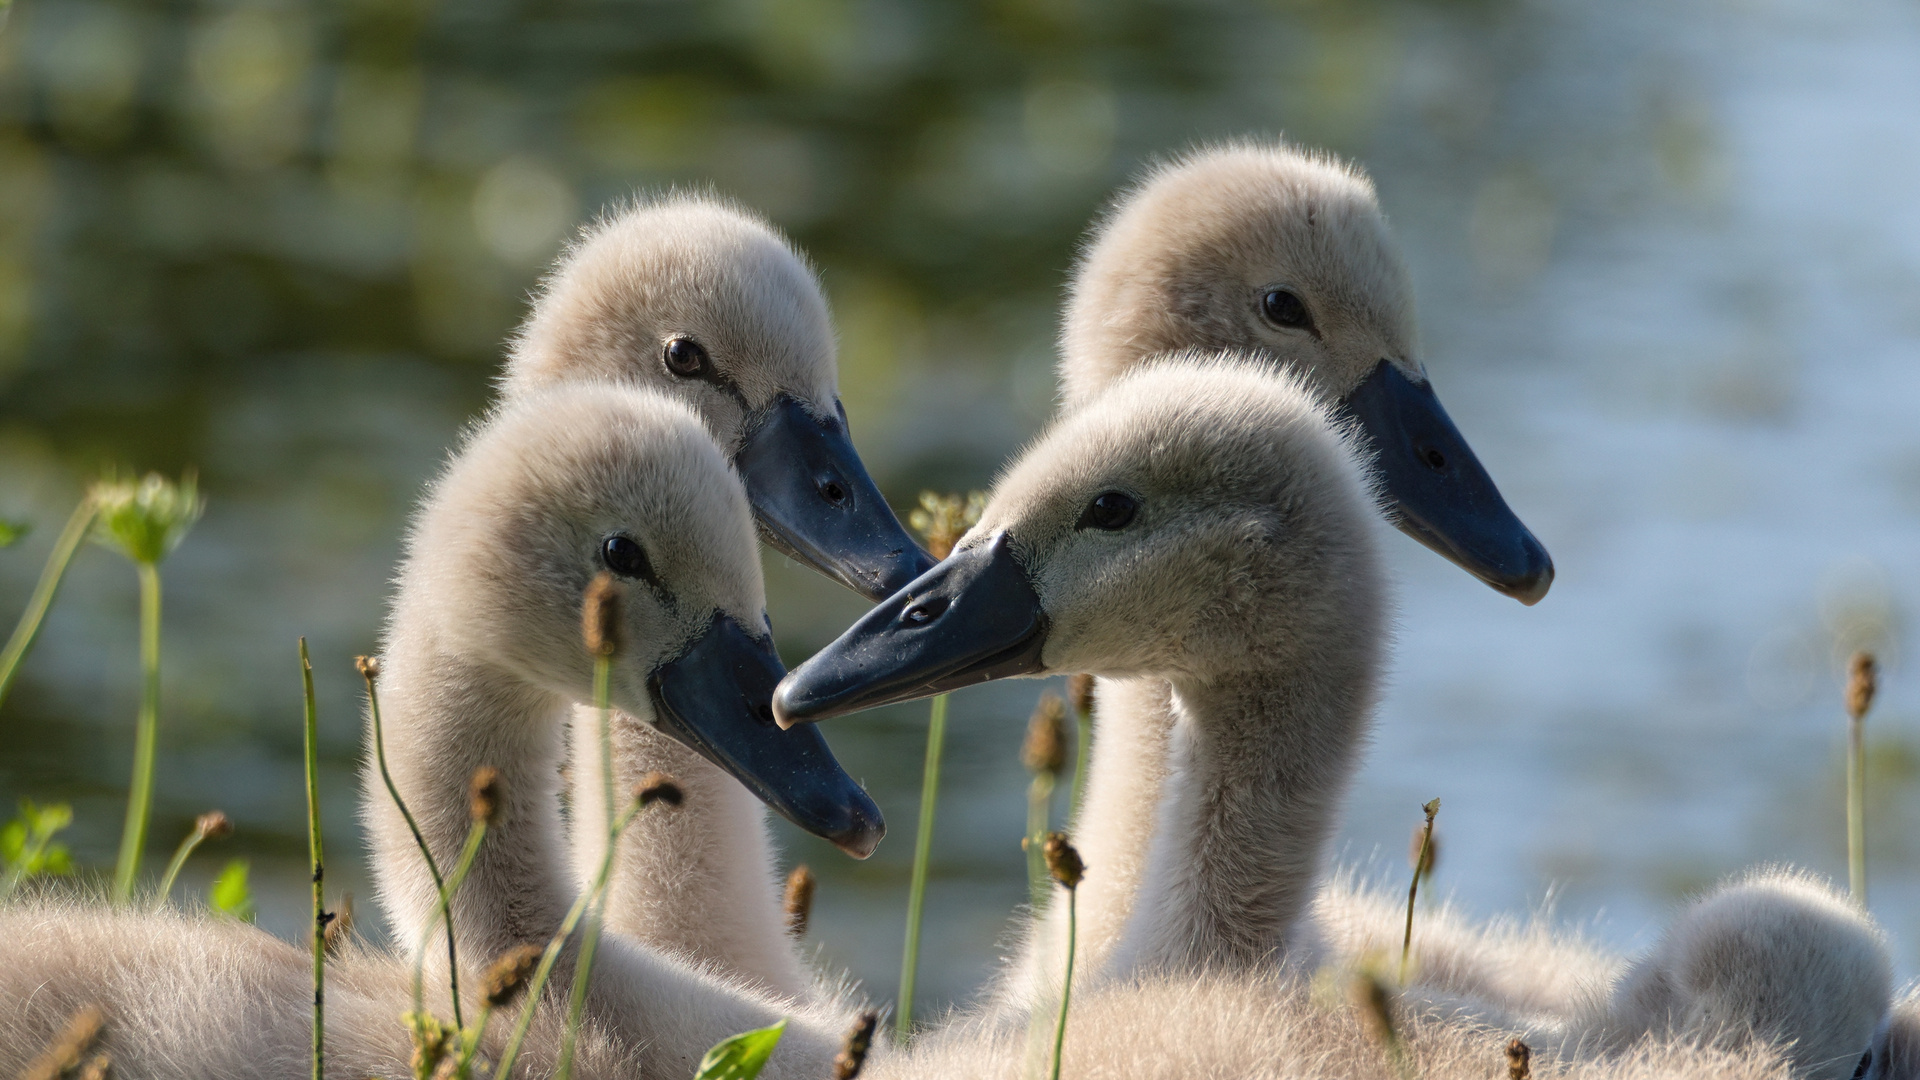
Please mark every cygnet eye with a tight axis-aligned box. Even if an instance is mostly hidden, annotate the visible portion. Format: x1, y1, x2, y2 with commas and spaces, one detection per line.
663, 337, 710, 378
1077, 491, 1138, 531
601, 534, 656, 583
1260, 289, 1313, 331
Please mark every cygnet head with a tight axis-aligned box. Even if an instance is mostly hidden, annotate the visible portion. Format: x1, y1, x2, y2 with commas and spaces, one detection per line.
406, 383, 882, 856
500, 194, 933, 601
773, 356, 1384, 724
1061, 142, 1553, 605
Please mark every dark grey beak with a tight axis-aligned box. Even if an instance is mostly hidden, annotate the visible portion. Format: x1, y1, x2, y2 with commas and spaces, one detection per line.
1341, 361, 1555, 605
774, 532, 1048, 727
734, 395, 937, 602
648, 612, 884, 857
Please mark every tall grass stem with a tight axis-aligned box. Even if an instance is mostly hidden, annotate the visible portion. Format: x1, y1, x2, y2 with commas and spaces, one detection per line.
301, 640, 325, 1080
1049, 886, 1076, 1080
411, 821, 487, 1020
495, 793, 649, 1079
1025, 774, 1054, 915
364, 661, 463, 1028
555, 654, 614, 1080
897, 691, 948, 1040
111, 561, 163, 902
151, 831, 205, 911
0, 497, 94, 712
1848, 713, 1866, 903
1401, 798, 1440, 984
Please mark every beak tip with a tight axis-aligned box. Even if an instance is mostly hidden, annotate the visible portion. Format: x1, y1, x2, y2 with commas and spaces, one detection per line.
861, 546, 938, 601
770, 687, 799, 729
1501, 535, 1555, 606
829, 795, 886, 859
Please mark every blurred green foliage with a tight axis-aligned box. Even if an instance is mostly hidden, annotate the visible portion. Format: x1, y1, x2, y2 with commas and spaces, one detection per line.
210, 856, 256, 920
0, 518, 24, 547
0, 0, 1500, 476
0, 796, 74, 887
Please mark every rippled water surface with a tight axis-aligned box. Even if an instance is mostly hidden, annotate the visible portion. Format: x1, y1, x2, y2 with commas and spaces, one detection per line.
0, 0, 1915, 1016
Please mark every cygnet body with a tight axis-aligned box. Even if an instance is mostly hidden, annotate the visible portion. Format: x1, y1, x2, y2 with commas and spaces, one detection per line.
1048, 142, 1556, 998
365, 382, 874, 1073
778, 361, 1890, 1078
497, 195, 924, 996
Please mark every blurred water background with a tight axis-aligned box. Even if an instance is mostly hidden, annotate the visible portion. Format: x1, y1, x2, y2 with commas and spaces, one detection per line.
0, 0, 1916, 1014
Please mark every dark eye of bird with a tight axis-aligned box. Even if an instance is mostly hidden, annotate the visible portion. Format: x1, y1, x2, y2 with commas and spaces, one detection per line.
1261, 289, 1313, 331
601, 534, 655, 582
662, 337, 710, 378
1077, 491, 1138, 531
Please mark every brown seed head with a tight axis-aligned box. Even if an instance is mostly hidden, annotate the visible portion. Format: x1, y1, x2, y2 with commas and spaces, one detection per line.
1067, 673, 1094, 718
355, 654, 381, 681
784, 864, 816, 937
405, 1011, 453, 1080
482, 943, 545, 1008
1422, 797, 1440, 825
1408, 825, 1439, 879
908, 491, 986, 561
468, 766, 504, 826
1351, 972, 1398, 1048
322, 893, 355, 956
19, 1004, 105, 1080
583, 572, 621, 659
194, 810, 233, 841
636, 771, 684, 808
1022, 693, 1068, 777
832, 1009, 879, 1080
1847, 651, 1878, 722
1043, 832, 1084, 889
1507, 1037, 1532, 1080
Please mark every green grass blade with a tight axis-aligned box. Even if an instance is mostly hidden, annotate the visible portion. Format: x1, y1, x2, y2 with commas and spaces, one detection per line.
897, 692, 948, 1040
0, 497, 95, 713
301, 639, 325, 1080
112, 561, 163, 902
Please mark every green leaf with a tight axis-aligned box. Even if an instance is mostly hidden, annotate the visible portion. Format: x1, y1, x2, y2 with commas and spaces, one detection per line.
0, 799, 76, 877
210, 859, 256, 922
39, 844, 72, 876
27, 800, 71, 835
692, 1019, 786, 1080
0, 519, 28, 549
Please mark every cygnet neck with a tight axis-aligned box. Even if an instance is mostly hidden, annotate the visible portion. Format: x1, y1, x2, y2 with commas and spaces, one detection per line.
369, 608, 578, 959
1104, 647, 1377, 979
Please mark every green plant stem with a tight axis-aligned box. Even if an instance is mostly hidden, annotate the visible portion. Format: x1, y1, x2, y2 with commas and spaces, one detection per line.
1025, 773, 1054, 915
412, 821, 487, 1019
1402, 800, 1439, 984
897, 691, 948, 1040
112, 560, 163, 903
1068, 698, 1092, 826
555, 655, 614, 1080
1049, 885, 1077, 1080
301, 640, 325, 1080
495, 795, 647, 1080
1848, 713, 1866, 904
451, 1001, 500, 1080
0, 823, 57, 899
150, 826, 210, 912
0, 497, 94, 713
366, 669, 464, 1029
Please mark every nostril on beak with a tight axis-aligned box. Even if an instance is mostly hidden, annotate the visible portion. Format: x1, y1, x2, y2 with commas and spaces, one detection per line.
818, 478, 849, 505
902, 597, 950, 625
1421, 447, 1447, 471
